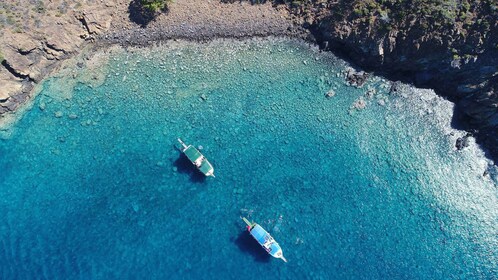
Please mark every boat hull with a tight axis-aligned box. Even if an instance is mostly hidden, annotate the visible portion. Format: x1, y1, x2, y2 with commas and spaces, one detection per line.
177, 139, 215, 177
248, 224, 286, 262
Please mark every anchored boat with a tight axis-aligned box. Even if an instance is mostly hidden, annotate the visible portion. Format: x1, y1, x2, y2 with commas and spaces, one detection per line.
242, 217, 287, 262
177, 138, 215, 177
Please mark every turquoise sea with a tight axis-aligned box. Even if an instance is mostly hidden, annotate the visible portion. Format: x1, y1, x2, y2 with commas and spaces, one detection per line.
0, 38, 496, 279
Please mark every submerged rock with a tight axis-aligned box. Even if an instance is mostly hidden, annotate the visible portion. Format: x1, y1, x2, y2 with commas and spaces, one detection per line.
455, 133, 472, 150
351, 97, 367, 110
390, 81, 402, 94
365, 88, 376, 99
325, 89, 335, 98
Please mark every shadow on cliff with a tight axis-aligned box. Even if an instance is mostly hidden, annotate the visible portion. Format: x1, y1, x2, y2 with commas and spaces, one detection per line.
128, 0, 169, 27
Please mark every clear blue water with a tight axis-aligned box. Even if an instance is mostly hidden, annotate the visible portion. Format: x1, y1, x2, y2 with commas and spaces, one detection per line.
0, 38, 497, 279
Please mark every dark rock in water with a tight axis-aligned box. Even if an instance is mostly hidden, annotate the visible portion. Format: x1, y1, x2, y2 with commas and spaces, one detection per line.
455, 137, 467, 150
320, 40, 329, 50
365, 88, 376, 99
346, 68, 369, 88
484, 163, 498, 181
390, 81, 402, 94
483, 169, 489, 177
455, 133, 472, 150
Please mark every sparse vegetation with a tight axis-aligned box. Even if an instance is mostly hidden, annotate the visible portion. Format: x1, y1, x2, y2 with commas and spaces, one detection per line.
139, 0, 172, 12
6, 14, 15, 25
129, 0, 173, 27
277, 0, 496, 61
35, 0, 45, 13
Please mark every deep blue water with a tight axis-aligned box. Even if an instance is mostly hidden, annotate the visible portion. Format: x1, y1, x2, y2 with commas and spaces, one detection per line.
0, 38, 497, 279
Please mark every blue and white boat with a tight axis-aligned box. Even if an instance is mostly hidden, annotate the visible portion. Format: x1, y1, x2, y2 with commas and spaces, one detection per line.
242, 217, 287, 262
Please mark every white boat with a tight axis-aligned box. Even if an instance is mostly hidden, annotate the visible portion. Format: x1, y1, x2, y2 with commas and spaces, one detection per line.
242, 217, 287, 262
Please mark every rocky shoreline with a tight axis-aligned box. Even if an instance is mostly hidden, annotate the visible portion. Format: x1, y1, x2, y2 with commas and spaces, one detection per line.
287, 0, 498, 163
312, 26, 498, 163
97, 21, 309, 47
0, 0, 496, 163
0, 0, 304, 125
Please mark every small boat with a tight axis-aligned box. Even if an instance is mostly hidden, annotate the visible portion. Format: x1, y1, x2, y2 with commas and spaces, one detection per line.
177, 138, 215, 177
241, 217, 287, 262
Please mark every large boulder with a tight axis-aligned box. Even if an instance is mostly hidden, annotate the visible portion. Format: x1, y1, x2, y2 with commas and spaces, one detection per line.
0, 76, 23, 106
75, 9, 114, 35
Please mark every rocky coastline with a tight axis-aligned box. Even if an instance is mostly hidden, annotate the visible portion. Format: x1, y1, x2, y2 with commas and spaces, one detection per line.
0, 0, 496, 163
0, 0, 307, 117
285, 0, 498, 162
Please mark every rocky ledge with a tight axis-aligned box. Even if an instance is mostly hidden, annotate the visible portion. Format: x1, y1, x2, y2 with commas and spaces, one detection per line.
0, 0, 115, 115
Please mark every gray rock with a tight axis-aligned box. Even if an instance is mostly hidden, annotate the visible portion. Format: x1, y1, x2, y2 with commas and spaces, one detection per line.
455, 133, 472, 150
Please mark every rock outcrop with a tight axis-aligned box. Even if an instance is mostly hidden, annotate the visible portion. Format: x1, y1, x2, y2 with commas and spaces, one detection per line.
286, 0, 498, 161
0, 0, 117, 115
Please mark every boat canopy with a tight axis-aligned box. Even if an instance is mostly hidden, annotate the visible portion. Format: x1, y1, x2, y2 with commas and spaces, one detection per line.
250, 225, 269, 244
199, 160, 213, 174
269, 242, 281, 255
184, 146, 202, 162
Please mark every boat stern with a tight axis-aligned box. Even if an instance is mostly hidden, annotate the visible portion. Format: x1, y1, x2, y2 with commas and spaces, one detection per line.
199, 160, 215, 177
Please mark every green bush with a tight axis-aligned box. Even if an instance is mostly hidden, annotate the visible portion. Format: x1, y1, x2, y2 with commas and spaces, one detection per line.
140, 0, 171, 12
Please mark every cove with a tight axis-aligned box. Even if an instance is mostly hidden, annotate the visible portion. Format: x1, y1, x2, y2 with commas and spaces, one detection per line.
0, 38, 496, 279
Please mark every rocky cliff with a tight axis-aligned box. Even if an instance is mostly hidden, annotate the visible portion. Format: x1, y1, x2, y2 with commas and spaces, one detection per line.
286, 0, 498, 160
0, 0, 116, 115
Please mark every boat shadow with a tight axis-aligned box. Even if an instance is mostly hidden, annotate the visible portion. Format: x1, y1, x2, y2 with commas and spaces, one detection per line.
233, 230, 271, 263
173, 153, 207, 183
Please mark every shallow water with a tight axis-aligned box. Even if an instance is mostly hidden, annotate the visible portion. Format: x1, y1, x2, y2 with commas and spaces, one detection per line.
0, 38, 496, 279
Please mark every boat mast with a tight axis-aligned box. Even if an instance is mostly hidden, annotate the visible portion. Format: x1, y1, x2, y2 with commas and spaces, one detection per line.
241, 217, 255, 229
177, 138, 188, 150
